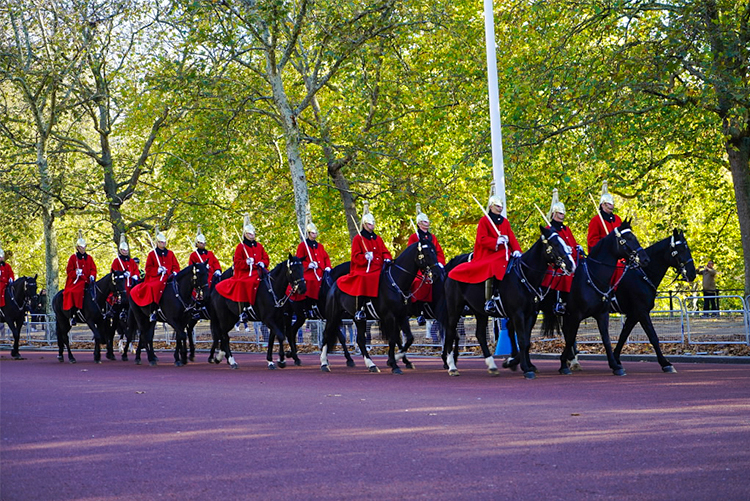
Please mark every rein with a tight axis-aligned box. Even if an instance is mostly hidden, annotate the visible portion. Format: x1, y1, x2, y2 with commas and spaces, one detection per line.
262, 260, 305, 308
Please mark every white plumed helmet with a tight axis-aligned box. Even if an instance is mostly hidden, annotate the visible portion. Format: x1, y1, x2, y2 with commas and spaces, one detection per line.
600, 180, 614, 206
195, 225, 206, 244
119, 233, 129, 252
548, 188, 566, 219
154, 225, 167, 244
416, 203, 429, 225
76, 229, 87, 249
486, 182, 503, 212
243, 213, 255, 235
361, 200, 375, 226
305, 205, 318, 235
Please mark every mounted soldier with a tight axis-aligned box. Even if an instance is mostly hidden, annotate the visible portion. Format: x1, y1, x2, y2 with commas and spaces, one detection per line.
291, 208, 332, 305
407, 203, 446, 323
188, 225, 222, 286
0, 243, 14, 321
337, 201, 393, 321
540, 188, 582, 315
215, 213, 270, 323
447, 187, 522, 315
129, 226, 180, 321
63, 230, 98, 325
587, 180, 625, 286
111, 233, 141, 292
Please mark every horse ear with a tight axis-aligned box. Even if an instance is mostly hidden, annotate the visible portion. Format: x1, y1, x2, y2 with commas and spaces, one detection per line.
34, 274, 38, 279
288, 252, 295, 261
539, 225, 546, 234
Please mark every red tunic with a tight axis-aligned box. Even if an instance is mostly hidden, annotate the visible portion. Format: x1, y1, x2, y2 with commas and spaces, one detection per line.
290, 239, 332, 301
215, 241, 269, 304
111, 256, 141, 292
189, 249, 222, 286
540, 224, 579, 293
129, 249, 180, 307
0, 262, 15, 308
587, 212, 625, 286
407, 231, 446, 302
63, 253, 97, 310
337, 231, 392, 297
448, 215, 522, 284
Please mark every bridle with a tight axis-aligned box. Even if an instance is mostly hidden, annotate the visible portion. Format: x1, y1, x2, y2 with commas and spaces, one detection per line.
263, 259, 306, 308
614, 227, 644, 267
670, 234, 693, 281
386, 240, 438, 304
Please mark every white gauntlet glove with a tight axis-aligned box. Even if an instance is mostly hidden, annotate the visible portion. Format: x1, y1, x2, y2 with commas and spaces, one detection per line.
158, 266, 167, 274
258, 262, 265, 268
124, 271, 131, 278
308, 262, 318, 269
214, 270, 221, 276
76, 269, 83, 277
246, 258, 254, 266
496, 235, 508, 246
364, 252, 373, 261
324, 267, 331, 272
512, 250, 522, 258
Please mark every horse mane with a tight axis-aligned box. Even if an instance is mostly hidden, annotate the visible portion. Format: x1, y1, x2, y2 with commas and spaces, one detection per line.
589, 219, 632, 258
175, 261, 208, 280
445, 253, 471, 272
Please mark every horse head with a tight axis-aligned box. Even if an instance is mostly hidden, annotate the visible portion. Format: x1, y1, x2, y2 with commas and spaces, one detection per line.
18, 275, 38, 310
669, 229, 696, 282
540, 226, 576, 275
109, 270, 128, 305
285, 254, 306, 296
190, 262, 210, 301
412, 239, 439, 283
613, 219, 650, 267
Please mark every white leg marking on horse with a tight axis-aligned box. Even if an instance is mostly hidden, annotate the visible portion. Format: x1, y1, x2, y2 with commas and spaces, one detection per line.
485, 356, 498, 370
320, 346, 329, 366
365, 357, 375, 368
446, 350, 458, 372
228, 356, 236, 366
216, 350, 225, 363
395, 352, 405, 362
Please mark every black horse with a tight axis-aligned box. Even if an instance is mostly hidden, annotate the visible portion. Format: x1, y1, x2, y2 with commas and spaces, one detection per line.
284, 262, 357, 367
129, 262, 209, 366
442, 226, 576, 379
1, 275, 38, 359
540, 219, 650, 376
208, 255, 306, 370
319, 240, 439, 374
52, 271, 128, 363
612, 229, 696, 372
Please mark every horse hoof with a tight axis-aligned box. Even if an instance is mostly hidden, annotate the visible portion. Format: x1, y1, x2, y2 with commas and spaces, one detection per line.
346, 359, 356, 368
488, 368, 500, 377
95, 360, 102, 364
524, 371, 536, 380
405, 362, 415, 369
69, 358, 77, 364
268, 363, 276, 370
149, 361, 157, 367
57, 356, 64, 363
230, 363, 239, 370
189, 355, 195, 362
321, 365, 331, 373
175, 361, 183, 367
569, 362, 582, 372
443, 363, 449, 370
559, 367, 572, 375
121, 355, 128, 362
278, 361, 287, 369
294, 359, 302, 366
106, 354, 116, 361
392, 367, 403, 375
207, 356, 214, 364
135, 359, 142, 365
529, 365, 538, 373
368, 366, 380, 373
448, 369, 460, 377
662, 365, 677, 373
12, 354, 23, 360
613, 368, 627, 376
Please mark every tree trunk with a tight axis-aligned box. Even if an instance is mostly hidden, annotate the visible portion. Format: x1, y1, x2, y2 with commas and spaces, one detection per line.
36, 146, 58, 322
726, 131, 750, 297
267, 67, 309, 234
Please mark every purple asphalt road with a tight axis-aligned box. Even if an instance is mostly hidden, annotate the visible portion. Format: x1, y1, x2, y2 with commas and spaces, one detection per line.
2, 350, 749, 500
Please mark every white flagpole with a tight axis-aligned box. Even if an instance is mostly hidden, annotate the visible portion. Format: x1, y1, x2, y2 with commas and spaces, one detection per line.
484, 0, 506, 217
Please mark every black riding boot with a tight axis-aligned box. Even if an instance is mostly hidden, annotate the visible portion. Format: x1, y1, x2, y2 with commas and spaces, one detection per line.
238, 302, 249, 323
354, 297, 366, 321
68, 308, 78, 326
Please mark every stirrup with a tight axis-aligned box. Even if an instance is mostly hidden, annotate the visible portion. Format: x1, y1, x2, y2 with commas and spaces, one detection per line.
416, 315, 426, 326
239, 310, 250, 324
484, 299, 498, 315
354, 310, 366, 321
553, 302, 566, 316
149, 311, 158, 322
